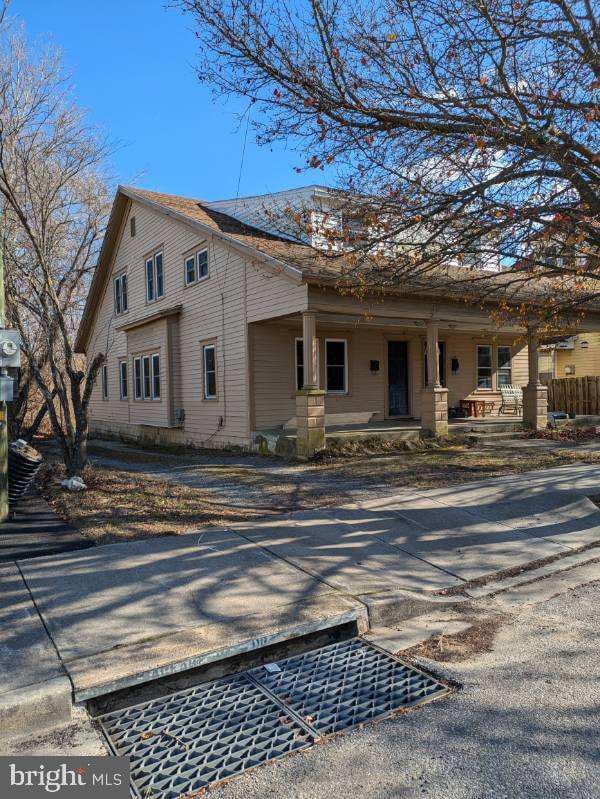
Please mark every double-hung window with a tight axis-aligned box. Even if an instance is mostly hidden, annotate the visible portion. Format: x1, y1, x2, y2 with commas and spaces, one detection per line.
114, 273, 128, 315
145, 251, 164, 302
203, 344, 217, 399
476, 345, 493, 389
295, 338, 320, 390
497, 346, 512, 387
325, 339, 347, 393
119, 361, 128, 399
134, 354, 160, 400
133, 357, 142, 399
101, 364, 108, 399
185, 247, 209, 286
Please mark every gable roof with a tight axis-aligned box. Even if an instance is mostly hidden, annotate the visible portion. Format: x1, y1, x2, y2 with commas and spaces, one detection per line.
75, 184, 600, 353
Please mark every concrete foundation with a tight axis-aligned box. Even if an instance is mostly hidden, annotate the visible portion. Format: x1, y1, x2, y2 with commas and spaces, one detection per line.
295, 388, 326, 458
420, 386, 449, 436
523, 384, 548, 431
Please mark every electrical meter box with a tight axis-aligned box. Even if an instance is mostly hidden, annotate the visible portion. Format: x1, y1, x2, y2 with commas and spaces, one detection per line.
0, 330, 20, 369
0, 375, 14, 402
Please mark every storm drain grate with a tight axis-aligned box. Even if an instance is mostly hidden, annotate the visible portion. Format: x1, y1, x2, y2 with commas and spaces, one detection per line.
248, 637, 447, 734
98, 673, 314, 798
98, 639, 448, 797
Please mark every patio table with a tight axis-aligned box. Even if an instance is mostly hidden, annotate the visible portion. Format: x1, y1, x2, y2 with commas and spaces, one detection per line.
460, 398, 487, 418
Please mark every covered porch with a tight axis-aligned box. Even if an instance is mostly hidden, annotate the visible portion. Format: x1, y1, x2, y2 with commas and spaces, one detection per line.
249, 298, 547, 457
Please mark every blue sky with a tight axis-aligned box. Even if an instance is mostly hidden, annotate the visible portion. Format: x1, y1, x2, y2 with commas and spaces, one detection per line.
13, 0, 334, 200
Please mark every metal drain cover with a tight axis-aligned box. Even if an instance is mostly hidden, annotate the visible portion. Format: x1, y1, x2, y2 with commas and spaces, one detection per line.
98, 639, 448, 797
248, 637, 447, 734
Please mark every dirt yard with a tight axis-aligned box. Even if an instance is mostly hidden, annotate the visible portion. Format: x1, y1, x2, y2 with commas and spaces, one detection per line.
38, 435, 600, 545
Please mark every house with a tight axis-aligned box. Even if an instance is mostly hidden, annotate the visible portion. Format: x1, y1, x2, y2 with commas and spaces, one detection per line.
75, 185, 600, 456
540, 334, 600, 381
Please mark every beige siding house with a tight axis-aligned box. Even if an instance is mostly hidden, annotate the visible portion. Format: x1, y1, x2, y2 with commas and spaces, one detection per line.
76, 186, 600, 455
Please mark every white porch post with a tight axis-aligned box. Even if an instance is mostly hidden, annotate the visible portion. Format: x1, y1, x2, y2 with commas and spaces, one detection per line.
296, 311, 325, 458
421, 320, 449, 436
523, 327, 548, 430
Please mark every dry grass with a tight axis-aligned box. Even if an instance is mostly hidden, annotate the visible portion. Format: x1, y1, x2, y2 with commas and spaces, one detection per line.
313, 443, 596, 489
403, 614, 508, 663
40, 461, 269, 545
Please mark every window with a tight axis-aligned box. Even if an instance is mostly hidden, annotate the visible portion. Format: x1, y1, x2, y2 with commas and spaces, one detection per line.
295, 338, 320, 390
185, 247, 209, 286
119, 361, 128, 399
325, 339, 347, 393
497, 346, 512, 387
296, 339, 304, 391
130, 216, 136, 237
203, 344, 217, 399
423, 341, 446, 387
114, 273, 128, 315
197, 249, 208, 279
145, 251, 164, 302
142, 356, 151, 399
133, 357, 142, 399
101, 364, 108, 399
152, 354, 161, 399
477, 345, 493, 389
185, 256, 196, 286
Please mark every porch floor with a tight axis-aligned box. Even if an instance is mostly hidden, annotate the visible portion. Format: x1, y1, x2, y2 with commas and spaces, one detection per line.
253, 415, 525, 455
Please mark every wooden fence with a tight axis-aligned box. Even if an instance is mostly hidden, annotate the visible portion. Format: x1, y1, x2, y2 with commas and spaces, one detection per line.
547, 376, 600, 416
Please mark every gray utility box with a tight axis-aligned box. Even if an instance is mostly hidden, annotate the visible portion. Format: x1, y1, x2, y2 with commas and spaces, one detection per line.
0, 330, 21, 369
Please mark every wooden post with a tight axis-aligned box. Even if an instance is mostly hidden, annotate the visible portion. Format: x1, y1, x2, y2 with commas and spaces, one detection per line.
302, 311, 319, 389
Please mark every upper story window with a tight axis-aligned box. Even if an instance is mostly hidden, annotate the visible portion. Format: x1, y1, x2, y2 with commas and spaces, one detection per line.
114, 273, 128, 315
101, 364, 108, 400
185, 247, 209, 286
130, 216, 136, 237
145, 251, 164, 303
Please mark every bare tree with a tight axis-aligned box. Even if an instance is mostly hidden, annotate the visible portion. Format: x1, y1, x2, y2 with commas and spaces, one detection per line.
0, 10, 111, 475
180, 0, 599, 324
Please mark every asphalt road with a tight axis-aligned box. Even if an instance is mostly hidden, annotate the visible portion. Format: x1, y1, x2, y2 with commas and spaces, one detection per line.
214, 580, 600, 799
8, 563, 600, 799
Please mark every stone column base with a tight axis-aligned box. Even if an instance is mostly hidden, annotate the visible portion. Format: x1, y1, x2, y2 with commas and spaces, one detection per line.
296, 388, 326, 458
421, 386, 449, 437
523, 384, 548, 431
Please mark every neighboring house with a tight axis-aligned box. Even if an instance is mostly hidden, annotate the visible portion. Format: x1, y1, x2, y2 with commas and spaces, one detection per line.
75, 185, 600, 456
541, 334, 600, 380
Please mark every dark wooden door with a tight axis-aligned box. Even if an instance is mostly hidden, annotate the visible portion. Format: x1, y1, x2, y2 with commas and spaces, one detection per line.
388, 341, 409, 416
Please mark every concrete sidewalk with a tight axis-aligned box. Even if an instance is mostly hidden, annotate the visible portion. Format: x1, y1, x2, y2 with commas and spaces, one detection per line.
3, 462, 600, 739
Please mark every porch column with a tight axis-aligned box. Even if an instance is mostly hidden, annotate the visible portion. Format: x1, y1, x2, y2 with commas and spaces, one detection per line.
523, 327, 548, 431
296, 311, 325, 458
421, 320, 449, 436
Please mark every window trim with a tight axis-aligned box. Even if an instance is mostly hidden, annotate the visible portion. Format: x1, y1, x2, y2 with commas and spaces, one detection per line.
295, 337, 321, 391
113, 272, 128, 316
497, 345, 513, 388
145, 250, 165, 303
151, 353, 161, 400
203, 343, 217, 400
184, 246, 210, 287
101, 364, 108, 400
133, 357, 142, 399
325, 338, 348, 395
119, 360, 128, 400
476, 344, 493, 391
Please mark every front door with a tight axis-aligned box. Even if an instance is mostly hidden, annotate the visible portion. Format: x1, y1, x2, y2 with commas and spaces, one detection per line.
388, 341, 409, 416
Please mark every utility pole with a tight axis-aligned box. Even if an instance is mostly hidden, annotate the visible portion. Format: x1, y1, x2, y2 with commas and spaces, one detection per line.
0, 216, 7, 522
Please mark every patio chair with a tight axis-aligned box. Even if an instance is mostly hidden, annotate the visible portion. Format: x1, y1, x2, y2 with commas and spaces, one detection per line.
499, 385, 523, 415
